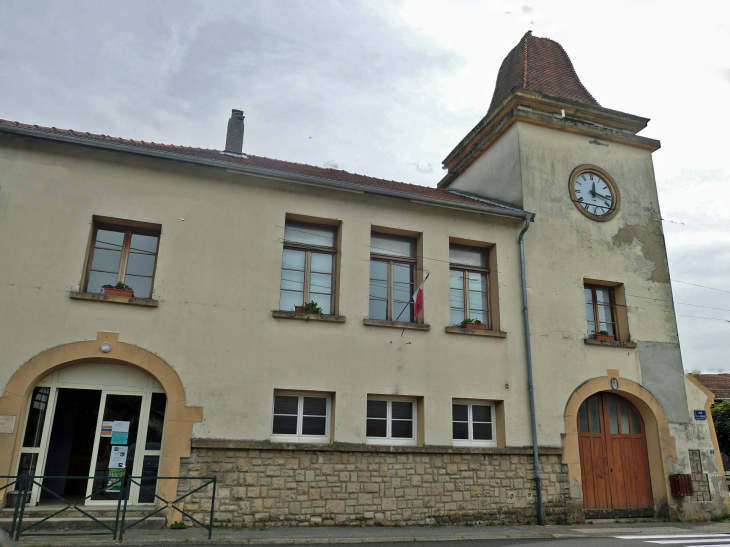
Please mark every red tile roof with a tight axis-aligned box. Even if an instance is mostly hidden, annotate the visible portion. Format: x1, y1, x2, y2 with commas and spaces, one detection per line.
0, 119, 517, 211
487, 31, 599, 115
694, 374, 730, 401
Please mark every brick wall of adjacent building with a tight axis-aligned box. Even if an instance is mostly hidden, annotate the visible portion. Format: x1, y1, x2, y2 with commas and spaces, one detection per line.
176, 442, 570, 527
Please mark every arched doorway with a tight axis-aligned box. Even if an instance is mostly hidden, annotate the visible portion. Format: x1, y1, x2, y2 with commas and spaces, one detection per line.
578, 392, 653, 518
16, 362, 166, 506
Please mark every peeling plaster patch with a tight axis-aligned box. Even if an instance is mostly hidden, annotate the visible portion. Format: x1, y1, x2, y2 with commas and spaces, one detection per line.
612, 218, 670, 282
588, 139, 609, 146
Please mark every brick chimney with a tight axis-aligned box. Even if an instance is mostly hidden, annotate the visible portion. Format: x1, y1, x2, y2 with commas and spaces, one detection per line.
224, 109, 245, 156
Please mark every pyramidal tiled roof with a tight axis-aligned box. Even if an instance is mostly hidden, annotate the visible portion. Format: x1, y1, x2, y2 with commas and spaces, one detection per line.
0, 119, 518, 211
487, 31, 600, 114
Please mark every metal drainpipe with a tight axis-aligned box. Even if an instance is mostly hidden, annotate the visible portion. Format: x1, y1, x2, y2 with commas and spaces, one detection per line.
519, 212, 544, 526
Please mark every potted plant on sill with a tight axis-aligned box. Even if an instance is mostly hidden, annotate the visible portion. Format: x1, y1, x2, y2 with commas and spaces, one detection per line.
295, 301, 323, 315
459, 318, 486, 330
594, 330, 615, 341
102, 282, 134, 298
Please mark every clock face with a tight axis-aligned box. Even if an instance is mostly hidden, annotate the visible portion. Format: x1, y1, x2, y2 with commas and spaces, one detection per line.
573, 171, 614, 217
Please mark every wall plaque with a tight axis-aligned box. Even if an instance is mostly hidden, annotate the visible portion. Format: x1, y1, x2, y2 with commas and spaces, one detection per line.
0, 416, 16, 434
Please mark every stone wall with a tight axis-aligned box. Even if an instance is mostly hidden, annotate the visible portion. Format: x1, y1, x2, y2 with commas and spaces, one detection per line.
176, 441, 570, 527
689, 450, 712, 502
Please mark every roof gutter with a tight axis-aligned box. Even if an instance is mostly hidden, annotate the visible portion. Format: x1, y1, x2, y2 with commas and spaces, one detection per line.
0, 123, 532, 221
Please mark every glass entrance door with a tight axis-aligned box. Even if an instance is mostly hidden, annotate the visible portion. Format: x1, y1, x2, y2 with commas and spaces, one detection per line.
87, 393, 143, 503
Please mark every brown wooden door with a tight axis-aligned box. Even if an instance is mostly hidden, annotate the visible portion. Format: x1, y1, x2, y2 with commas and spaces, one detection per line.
578, 393, 654, 518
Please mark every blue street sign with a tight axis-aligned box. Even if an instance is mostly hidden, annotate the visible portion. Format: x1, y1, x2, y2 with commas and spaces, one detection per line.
694, 410, 707, 420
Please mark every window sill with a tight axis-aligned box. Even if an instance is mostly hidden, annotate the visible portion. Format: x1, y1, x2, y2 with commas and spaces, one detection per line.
363, 319, 430, 331
365, 439, 419, 447
270, 436, 331, 444
445, 327, 507, 338
69, 291, 158, 307
584, 338, 637, 349
272, 311, 346, 323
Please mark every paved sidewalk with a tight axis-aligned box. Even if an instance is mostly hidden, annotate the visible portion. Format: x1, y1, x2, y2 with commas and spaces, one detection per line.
10, 520, 730, 545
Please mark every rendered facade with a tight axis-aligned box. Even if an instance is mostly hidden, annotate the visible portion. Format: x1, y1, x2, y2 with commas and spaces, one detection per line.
0, 32, 726, 525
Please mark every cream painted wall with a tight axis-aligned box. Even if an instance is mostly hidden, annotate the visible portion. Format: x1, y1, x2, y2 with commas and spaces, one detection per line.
0, 134, 533, 447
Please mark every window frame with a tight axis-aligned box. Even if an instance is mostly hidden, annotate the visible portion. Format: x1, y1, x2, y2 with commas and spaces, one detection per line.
83, 222, 161, 299
365, 396, 418, 446
449, 246, 490, 328
451, 399, 497, 447
584, 283, 619, 339
369, 233, 417, 323
270, 390, 332, 443
280, 221, 338, 315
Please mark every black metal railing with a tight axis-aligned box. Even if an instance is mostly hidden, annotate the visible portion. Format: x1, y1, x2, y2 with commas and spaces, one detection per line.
0, 474, 217, 541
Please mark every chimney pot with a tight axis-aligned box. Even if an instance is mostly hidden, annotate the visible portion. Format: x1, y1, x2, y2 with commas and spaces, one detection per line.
224, 109, 245, 156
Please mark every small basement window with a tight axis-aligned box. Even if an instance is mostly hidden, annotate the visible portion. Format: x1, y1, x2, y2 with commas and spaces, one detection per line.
452, 400, 497, 447
365, 397, 417, 446
271, 391, 331, 443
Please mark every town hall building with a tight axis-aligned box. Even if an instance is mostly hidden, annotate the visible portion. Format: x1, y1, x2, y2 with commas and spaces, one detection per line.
0, 32, 725, 526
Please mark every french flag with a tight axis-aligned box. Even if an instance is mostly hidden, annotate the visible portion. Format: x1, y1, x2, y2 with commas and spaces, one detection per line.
412, 273, 429, 318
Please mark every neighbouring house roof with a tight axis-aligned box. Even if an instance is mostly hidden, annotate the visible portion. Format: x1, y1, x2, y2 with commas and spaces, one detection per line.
487, 31, 599, 116
694, 374, 730, 401
0, 119, 524, 215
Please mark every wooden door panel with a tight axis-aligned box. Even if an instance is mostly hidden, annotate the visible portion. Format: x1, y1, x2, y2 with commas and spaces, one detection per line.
620, 437, 638, 508
608, 436, 627, 508
590, 437, 610, 508
632, 438, 653, 508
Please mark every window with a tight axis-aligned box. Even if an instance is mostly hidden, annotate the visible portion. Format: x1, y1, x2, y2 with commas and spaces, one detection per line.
280, 221, 337, 314
449, 245, 489, 327
452, 400, 496, 446
271, 391, 331, 442
369, 233, 416, 322
366, 397, 417, 445
85, 223, 160, 299
584, 284, 617, 338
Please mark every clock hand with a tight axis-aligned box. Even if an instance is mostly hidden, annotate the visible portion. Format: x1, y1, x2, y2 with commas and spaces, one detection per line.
592, 181, 596, 195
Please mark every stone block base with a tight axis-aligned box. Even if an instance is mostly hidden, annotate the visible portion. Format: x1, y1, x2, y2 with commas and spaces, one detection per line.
176, 441, 570, 527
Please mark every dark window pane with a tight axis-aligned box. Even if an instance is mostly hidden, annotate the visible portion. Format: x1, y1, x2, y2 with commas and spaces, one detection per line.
472, 405, 491, 423
23, 387, 50, 448
452, 404, 468, 422
126, 252, 156, 277
371, 233, 415, 258
391, 402, 412, 419
578, 401, 589, 433
284, 221, 336, 248
303, 397, 327, 417
589, 396, 601, 433
449, 245, 487, 268
273, 415, 298, 435
619, 401, 630, 434
631, 409, 642, 434
366, 418, 387, 437
367, 400, 387, 418
138, 455, 160, 503
302, 416, 326, 436
96, 229, 125, 249
124, 275, 153, 299
90, 248, 122, 273
608, 397, 618, 435
18, 453, 38, 476
274, 395, 299, 415
472, 422, 492, 440
129, 233, 158, 254
145, 393, 167, 450
453, 421, 469, 440
87, 271, 119, 294
368, 299, 387, 320
391, 420, 413, 438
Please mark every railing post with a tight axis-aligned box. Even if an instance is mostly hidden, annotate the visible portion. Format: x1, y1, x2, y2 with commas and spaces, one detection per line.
208, 476, 217, 539
14, 474, 30, 541
113, 473, 126, 541
119, 473, 132, 542
9, 474, 23, 538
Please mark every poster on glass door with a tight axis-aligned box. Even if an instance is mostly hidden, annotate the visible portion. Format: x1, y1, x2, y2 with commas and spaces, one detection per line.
108, 445, 128, 468
111, 420, 130, 445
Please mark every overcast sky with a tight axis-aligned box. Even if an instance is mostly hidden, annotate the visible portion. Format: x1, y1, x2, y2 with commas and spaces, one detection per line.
2, 0, 729, 371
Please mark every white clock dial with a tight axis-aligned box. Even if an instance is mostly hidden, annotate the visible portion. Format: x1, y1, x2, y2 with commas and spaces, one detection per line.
573, 172, 614, 216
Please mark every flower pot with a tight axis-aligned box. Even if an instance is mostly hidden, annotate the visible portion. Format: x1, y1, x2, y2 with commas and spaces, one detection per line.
104, 288, 134, 298
594, 334, 615, 341
294, 306, 306, 313
464, 322, 486, 330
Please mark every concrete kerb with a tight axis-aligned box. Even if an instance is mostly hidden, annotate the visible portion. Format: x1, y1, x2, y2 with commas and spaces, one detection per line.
10, 521, 730, 546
